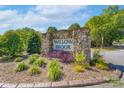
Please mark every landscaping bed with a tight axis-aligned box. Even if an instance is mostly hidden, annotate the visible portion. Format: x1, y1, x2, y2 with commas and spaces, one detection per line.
0, 57, 120, 84
0, 50, 122, 88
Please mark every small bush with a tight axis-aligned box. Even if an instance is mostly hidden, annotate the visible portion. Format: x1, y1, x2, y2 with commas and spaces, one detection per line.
16, 62, 28, 72
33, 57, 45, 67
47, 59, 61, 81
74, 65, 85, 72
29, 54, 40, 64
91, 50, 101, 66
96, 59, 109, 70
15, 57, 23, 62
45, 50, 74, 63
29, 65, 40, 75
75, 52, 86, 64
83, 64, 90, 69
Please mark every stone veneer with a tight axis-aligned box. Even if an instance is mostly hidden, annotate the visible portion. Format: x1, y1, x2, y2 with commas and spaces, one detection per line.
41, 27, 91, 63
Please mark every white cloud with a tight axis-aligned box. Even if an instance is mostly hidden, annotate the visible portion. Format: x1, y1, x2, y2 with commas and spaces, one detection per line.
59, 25, 70, 30
35, 6, 87, 16
0, 5, 91, 33
0, 24, 11, 28
34, 5, 89, 21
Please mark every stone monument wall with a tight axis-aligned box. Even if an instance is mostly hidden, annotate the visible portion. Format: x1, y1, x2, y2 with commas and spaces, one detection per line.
41, 28, 91, 63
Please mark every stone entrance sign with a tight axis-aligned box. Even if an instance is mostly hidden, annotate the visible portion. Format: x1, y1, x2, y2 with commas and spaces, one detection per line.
53, 39, 74, 51
41, 28, 91, 63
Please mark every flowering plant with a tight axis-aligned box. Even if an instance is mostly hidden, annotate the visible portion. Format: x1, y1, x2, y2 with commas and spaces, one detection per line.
45, 50, 74, 63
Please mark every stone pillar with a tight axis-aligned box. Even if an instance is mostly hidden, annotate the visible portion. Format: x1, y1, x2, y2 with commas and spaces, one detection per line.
41, 33, 53, 54
73, 28, 90, 63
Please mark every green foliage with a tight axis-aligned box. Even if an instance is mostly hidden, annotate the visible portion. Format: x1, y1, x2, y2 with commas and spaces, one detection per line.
16, 27, 37, 51
85, 6, 124, 47
2, 30, 23, 57
85, 14, 119, 47
91, 50, 109, 70
33, 57, 45, 67
29, 54, 40, 64
16, 62, 28, 72
29, 65, 40, 75
103, 5, 119, 15
91, 50, 101, 66
15, 57, 23, 62
83, 64, 90, 69
96, 60, 108, 70
75, 52, 86, 64
68, 23, 80, 31
74, 65, 85, 72
27, 32, 41, 54
47, 59, 61, 81
47, 27, 57, 33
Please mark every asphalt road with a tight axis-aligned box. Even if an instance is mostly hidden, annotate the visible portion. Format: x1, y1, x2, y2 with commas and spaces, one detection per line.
99, 49, 124, 72
87, 49, 124, 88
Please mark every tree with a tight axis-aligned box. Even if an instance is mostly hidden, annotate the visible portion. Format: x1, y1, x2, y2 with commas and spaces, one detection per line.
47, 27, 57, 33
103, 5, 119, 15
2, 30, 23, 57
85, 6, 124, 47
16, 27, 36, 50
112, 13, 124, 40
27, 32, 41, 54
85, 14, 120, 47
68, 23, 80, 31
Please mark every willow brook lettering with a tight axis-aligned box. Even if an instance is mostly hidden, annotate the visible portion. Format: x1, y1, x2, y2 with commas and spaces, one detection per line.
53, 39, 74, 51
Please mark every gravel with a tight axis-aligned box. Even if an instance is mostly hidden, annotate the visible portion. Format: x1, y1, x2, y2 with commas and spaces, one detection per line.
0, 60, 117, 83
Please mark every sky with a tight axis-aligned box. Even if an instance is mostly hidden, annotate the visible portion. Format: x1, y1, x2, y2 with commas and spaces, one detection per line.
0, 5, 123, 34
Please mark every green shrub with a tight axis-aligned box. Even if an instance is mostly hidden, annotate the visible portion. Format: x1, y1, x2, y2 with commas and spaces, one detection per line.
33, 57, 45, 67
16, 62, 28, 72
91, 50, 101, 66
27, 32, 41, 54
29, 65, 40, 75
74, 65, 85, 72
83, 64, 90, 69
15, 57, 23, 62
29, 54, 40, 64
96, 62, 108, 70
75, 52, 86, 64
47, 59, 61, 81
96, 58, 109, 70
2, 30, 23, 57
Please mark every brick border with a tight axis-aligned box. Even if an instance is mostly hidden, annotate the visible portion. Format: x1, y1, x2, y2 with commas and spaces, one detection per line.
0, 70, 122, 88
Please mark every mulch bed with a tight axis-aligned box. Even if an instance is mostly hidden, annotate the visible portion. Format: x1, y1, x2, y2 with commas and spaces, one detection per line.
0, 58, 119, 84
